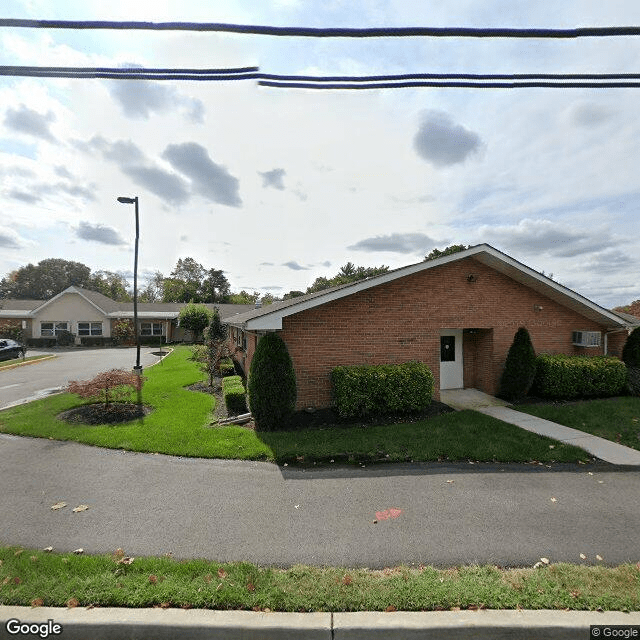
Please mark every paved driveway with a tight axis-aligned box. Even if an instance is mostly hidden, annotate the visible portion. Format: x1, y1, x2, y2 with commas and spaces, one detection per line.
0, 347, 166, 410
0, 435, 639, 567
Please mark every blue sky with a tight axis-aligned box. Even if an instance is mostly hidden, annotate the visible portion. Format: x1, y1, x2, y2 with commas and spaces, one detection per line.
1, 0, 639, 308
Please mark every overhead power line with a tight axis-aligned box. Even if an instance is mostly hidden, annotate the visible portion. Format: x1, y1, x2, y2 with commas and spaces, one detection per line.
4, 65, 640, 88
2, 19, 640, 39
0, 65, 259, 81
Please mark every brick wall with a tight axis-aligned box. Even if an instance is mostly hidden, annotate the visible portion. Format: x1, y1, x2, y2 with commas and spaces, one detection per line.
241, 257, 617, 409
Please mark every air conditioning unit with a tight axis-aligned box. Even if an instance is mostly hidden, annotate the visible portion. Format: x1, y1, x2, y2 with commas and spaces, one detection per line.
572, 331, 601, 347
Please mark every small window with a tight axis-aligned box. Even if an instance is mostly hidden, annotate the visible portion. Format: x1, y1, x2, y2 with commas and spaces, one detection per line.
41, 322, 67, 337
78, 322, 103, 336
572, 331, 601, 347
441, 335, 456, 362
141, 322, 163, 336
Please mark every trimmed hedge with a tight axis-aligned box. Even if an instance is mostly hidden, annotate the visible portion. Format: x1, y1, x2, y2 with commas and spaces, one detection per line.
219, 358, 235, 376
532, 354, 627, 399
222, 376, 247, 415
331, 361, 434, 419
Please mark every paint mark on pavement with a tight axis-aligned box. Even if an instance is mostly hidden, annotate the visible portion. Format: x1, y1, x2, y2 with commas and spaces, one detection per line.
375, 508, 402, 520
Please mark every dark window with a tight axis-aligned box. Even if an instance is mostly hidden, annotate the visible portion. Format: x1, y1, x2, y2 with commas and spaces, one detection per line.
441, 335, 456, 362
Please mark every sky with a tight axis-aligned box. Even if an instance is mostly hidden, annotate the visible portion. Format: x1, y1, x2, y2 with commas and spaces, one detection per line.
1, 1, 640, 309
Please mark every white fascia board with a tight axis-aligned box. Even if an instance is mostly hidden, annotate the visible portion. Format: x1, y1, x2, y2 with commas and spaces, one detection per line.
476, 247, 628, 328
108, 311, 179, 319
31, 286, 108, 317
243, 245, 490, 331
242, 243, 628, 331
0, 310, 34, 317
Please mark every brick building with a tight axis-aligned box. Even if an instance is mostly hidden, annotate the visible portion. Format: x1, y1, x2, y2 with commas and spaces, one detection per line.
226, 244, 636, 409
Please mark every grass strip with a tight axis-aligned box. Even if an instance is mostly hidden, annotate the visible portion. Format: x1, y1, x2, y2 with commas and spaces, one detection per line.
0, 355, 54, 370
0, 345, 590, 463
516, 397, 640, 452
0, 547, 638, 612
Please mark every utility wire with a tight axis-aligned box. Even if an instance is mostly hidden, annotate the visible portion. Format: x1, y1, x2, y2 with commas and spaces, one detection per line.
3, 65, 640, 88
0, 65, 259, 81
2, 19, 640, 38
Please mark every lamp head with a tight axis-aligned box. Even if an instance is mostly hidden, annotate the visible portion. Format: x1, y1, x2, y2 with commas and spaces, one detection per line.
117, 196, 136, 204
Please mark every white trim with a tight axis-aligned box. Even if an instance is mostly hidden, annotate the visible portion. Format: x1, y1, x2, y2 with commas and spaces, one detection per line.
239, 244, 628, 331
31, 286, 108, 316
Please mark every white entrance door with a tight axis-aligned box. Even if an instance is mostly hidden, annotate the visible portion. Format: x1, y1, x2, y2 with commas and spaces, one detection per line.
440, 329, 463, 389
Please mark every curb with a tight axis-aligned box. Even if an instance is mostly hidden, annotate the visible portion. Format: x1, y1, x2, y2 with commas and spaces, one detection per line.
0, 355, 56, 372
2, 607, 639, 639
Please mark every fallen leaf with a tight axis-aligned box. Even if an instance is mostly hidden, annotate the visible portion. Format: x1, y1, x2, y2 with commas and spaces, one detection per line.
160, 602, 171, 609
342, 575, 353, 586
117, 557, 134, 565
373, 520, 378, 524
31, 598, 44, 607
51, 502, 67, 511
446, 480, 455, 484
385, 605, 397, 612
247, 582, 255, 592
2, 577, 10, 585
72, 505, 89, 513
13, 577, 21, 585
598, 480, 604, 484
113, 548, 125, 559
67, 598, 79, 608
204, 574, 212, 584
14, 549, 23, 557
30, 556, 38, 562
549, 445, 555, 449
73, 549, 84, 555
148, 575, 158, 584
550, 497, 557, 503
218, 568, 227, 579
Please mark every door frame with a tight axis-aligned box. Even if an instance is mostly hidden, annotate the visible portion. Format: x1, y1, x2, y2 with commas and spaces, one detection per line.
439, 329, 464, 390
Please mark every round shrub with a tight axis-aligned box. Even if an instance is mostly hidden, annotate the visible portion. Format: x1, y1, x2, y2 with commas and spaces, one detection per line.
498, 327, 537, 401
248, 333, 297, 431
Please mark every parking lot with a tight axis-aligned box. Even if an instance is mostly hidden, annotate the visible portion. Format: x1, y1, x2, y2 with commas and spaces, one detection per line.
0, 347, 166, 410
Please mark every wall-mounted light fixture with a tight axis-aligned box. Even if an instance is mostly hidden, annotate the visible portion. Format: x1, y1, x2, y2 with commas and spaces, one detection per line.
534, 304, 543, 312
467, 274, 478, 283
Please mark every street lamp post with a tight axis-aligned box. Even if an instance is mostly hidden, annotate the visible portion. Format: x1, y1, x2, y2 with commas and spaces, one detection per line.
117, 196, 142, 374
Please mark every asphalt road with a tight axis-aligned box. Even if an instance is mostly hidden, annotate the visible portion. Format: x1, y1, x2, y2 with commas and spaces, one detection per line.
0, 347, 165, 410
1, 435, 638, 568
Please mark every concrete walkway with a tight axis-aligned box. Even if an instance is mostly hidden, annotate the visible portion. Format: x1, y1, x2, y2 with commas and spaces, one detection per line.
441, 389, 640, 466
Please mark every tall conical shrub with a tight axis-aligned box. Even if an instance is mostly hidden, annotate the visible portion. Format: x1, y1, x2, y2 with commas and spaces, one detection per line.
498, 327, 537, 401
622, 327, 640, 396
248, 333, 297, 431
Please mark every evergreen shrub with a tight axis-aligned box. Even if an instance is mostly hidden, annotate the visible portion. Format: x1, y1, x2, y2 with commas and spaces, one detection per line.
331, 361, 434, 419
498, 327, 537, 401
247, 333, 296, 431
532, 354, 627, 399
622, 327, 640, 396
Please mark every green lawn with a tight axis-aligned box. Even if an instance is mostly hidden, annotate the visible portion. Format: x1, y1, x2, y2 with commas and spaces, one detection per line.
516, 397, 640, 452
0, 345, 590, 464
0, 546, 638, 611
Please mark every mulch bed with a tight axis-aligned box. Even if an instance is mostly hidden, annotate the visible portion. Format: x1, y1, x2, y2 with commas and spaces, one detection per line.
188, 378, 455, 431
58, 403, 152, 425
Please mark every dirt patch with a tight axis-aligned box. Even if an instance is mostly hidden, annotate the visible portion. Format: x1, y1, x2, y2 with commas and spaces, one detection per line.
58, 403, 152, 425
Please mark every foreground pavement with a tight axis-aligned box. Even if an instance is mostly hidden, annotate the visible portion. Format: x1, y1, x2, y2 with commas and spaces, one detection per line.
1, 434, 639, 567
1, 607, 639, 639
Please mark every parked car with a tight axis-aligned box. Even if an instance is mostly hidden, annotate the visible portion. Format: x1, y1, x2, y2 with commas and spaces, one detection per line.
0, 339, 25, 361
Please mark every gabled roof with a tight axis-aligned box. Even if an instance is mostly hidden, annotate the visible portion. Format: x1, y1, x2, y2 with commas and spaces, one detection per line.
226, 244, 631, 331
0, 286, 252, 320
